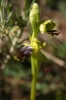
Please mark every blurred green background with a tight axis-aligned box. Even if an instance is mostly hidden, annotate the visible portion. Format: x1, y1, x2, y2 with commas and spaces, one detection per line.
0, 0, 66, 100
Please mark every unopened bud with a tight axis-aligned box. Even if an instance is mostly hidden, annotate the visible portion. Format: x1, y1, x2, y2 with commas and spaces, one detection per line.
29, 3, 40, 32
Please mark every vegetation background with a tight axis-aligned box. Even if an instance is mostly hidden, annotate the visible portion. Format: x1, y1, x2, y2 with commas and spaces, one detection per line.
0, 0, 66, 100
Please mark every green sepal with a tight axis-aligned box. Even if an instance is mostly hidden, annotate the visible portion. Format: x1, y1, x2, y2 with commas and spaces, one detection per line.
39, 20, 56, 34
40, 24, 47, 33
44, 20, 56, 30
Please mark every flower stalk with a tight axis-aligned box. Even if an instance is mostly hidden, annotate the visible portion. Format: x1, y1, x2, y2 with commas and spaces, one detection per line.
30, 54, 37, 100
29, 3, 60, 100
17, 2, 60, 100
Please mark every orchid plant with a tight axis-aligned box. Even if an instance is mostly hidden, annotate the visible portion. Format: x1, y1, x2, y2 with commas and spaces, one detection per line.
17, 3, 59, 100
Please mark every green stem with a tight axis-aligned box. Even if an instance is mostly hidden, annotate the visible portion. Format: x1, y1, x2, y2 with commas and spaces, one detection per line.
30, 54, 38, 100
32, 31, 37, 39
30, 74, 37, 100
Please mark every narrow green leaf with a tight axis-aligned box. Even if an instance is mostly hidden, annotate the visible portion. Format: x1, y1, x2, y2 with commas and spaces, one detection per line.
5, 11, 13, 23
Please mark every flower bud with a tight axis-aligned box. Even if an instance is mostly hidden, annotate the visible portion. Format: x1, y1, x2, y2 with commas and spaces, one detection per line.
32, 3, 40, 23
29, 3, 40, 32
29, 10, 37, 32
32, 3, 39, 10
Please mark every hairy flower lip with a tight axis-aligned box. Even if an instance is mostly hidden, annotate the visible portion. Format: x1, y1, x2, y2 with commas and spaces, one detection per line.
47, 30, 60, 36
17, 46, 34, 61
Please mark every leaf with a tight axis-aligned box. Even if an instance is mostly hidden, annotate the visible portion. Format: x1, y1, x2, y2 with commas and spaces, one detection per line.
5, 11, 13, 23
9, 25, 19, 33
1, 0, 5, 19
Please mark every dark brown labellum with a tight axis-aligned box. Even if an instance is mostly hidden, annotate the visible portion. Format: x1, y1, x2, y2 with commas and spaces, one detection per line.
47, 30, 60, 36
17, 46, 33, 61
